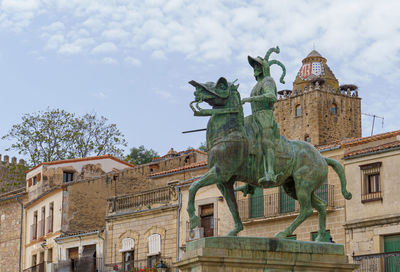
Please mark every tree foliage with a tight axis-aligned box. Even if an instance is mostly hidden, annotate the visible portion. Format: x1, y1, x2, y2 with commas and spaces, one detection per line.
198, 142, 208, 152
2, 109, 127, 165
125, 145, 159, 165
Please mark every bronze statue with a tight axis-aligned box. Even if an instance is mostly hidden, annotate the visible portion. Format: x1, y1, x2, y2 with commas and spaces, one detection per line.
187, 47, 352, 242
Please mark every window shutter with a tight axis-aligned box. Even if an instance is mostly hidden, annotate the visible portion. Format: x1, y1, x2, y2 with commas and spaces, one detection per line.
148, 234, 161, 255
37, 173, 41, 182
120, 238, 135, 252
28, 178, 32, 187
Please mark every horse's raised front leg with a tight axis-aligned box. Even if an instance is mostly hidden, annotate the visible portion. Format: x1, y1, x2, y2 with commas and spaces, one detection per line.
187, 166, 219, 229
275, 179, 313, 238
217, 181, 243, 236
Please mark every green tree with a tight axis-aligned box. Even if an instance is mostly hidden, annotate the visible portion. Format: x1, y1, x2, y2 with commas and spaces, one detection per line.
198, 142, 208, 152
2, 108, 127, 165
125, 145, 159, 165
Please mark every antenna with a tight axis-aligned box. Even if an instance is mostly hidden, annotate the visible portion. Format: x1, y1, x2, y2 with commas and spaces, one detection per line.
362, 113, 384, 136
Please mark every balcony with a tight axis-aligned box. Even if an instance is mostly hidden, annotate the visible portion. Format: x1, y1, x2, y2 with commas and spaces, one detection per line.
361, 191, 382, 203
30, 223, 37, 241
46, 215, 53, 233
238, 184, 334, 221
108, 186, 176, 214
105, 257, 172, 272
353, 251, 400, 271
23, 262, 45, 272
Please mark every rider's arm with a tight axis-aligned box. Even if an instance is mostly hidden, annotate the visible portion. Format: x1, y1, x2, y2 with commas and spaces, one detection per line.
241, 93, 276, 104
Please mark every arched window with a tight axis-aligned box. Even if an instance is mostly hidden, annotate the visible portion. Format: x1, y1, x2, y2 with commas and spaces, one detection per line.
305, 135, 310, 143
295, 105, 302, 117
331, 103, 337, 115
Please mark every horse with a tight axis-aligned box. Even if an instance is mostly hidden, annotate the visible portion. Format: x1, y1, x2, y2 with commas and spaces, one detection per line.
187, 77, 352, 242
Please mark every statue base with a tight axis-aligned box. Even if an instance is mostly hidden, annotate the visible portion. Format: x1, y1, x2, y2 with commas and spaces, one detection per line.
175, 237, 358, 271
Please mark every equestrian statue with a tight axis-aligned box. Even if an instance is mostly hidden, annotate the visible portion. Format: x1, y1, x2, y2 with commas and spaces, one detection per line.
187, 46, 352, 242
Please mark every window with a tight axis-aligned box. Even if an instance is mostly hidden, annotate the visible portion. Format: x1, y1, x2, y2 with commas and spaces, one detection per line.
32, 254, 37, 267
360, 162, 382, 203
123, 251, 135, 271
47, 248, 53, 263
147, 234, 161, 267
63, 172, 73, 183
47, 203, 54, 233
331, 103, 337, 115
31, 211, 38, 241
295, 105, 302, 117
39, 206, 45, 237
33, 176, 37, 185
200, 204, 215, 237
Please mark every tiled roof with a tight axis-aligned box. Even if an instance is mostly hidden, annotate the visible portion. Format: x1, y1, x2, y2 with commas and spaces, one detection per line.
344, 141, 400, 159
306, 50, 323, 58
149, 160, 208, 177
26, 154, 133, 173
341, 130, 400, 148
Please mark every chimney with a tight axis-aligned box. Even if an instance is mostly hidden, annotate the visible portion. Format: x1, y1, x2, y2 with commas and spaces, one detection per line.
11, 157, 17, 164
19, 159, 25, 165
4, 155, 9, 163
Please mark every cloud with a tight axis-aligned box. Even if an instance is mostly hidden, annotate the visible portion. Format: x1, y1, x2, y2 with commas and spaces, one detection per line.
151, 50, 166, 60
124, 56, 141, 67
0, 0, 399, 89
58, 44, 82, 54
45, 34, 64, 50
91, 42, 118, 54
42, 21, 65, 32
102, 57, 118, 64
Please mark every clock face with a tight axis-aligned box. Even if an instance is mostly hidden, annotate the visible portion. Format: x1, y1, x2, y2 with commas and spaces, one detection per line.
299, 62, 323, 80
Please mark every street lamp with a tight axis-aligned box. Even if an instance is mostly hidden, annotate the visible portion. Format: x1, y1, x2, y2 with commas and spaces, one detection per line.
156, 259, 168, 272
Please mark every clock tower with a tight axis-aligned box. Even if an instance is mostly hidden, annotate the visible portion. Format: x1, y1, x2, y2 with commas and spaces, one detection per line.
274, 50, 361, 145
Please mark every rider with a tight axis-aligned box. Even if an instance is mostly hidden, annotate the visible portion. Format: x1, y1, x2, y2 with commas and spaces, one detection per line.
241, 47, 286, 186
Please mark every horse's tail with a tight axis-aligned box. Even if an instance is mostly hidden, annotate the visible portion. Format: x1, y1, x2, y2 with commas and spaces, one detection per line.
325, 158, 352, 200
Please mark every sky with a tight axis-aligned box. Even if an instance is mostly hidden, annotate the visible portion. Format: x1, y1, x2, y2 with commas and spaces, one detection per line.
0, 0, 399, 161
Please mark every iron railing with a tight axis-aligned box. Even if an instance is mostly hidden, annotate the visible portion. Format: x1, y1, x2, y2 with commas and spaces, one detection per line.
23, 262, 45, 272
361, 191, 382, 203
30, 223, 37, 241
46, 215, 53, 233
105, 257, 172, 272
238, 184, 334, 220
108, 187, 174, 213
353, 251, 400, 271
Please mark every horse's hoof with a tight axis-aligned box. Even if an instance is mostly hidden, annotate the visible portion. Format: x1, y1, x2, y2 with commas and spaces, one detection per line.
190, 215, 199, 229
315, 232, 330, 242
274, 231, 288, 238
226, 230, 238, 236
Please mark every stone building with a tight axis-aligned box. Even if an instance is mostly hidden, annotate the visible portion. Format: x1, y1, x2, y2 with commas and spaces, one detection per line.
0, 155, 27, 272
343, 130, 400, 270
274, 50, 361, 145
23, 155, 134, 272
104, 149, 211, 271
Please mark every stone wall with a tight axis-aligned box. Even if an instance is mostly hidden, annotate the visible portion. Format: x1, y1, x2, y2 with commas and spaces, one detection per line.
275, 83, 361, 145
0, 155, 26, 194
105, 205, 178, 268
0, 193, 26, 272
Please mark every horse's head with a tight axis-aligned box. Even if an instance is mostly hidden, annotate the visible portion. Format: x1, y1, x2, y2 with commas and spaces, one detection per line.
189, 77, 234, 107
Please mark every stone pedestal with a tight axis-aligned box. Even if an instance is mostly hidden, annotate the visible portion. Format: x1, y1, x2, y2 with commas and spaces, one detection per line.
175, 237, 358, 271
